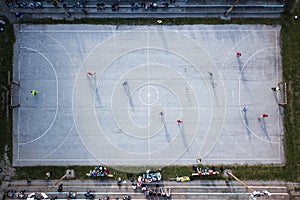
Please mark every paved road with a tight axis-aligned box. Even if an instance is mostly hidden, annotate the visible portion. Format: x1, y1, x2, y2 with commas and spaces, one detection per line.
2, 179, 291, 199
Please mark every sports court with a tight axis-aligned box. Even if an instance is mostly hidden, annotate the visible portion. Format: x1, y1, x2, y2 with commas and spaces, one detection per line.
12, 24, 284, 167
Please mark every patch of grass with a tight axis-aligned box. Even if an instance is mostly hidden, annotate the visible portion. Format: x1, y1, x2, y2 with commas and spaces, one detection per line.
0, 16, 15, 163
225, 165, 287, 180
281, 21, 300, 182
160, 165, 193, 180
21, 17, 281, 26
11, 163, 287, 181
279, 0, 300, 183
1, 3, 299, 183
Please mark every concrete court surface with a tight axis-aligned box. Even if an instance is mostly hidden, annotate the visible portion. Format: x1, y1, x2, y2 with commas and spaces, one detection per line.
12, 24, 284, 167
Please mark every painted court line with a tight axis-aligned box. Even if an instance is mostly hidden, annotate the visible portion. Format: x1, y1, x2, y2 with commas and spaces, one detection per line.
14, 25, 283, 166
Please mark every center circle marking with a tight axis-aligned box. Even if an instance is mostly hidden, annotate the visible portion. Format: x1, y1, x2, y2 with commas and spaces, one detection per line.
72, 28, 223, 170
138, 85, 159, 105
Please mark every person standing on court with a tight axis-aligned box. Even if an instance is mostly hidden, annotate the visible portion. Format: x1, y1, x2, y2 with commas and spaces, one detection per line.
258, 113, 268, 120
177, 119, 182, 124
30, 90, 38, 95
271, 87, 280, 92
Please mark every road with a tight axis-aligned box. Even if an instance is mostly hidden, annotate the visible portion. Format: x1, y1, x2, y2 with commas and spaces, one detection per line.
2, 180, 290, 199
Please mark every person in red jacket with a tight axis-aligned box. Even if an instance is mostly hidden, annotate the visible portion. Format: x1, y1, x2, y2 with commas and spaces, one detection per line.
258, 113, 268, 119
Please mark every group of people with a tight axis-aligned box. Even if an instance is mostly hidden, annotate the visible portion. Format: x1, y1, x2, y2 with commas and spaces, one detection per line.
131, 182, 171, 199
84, 191, 96, 199
115, 171, 171, 199
143, 187, 171, 198
86, 166, 110, 177
4, 190, 17, 198
111, 2, 119, 11
95, 2, 118, 11
129, 2, 171, 11
192, 165, 220, 176
6, 0, 181, 16
96, 3, 105, 10
142, 171, 162, 183
5, 0, 42, 9
5, 190, 49, 200
128, 175, 171, 199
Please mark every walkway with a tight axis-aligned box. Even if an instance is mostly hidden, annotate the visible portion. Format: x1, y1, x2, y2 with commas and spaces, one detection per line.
1, 179, 292, 199
1, 0, 285, 22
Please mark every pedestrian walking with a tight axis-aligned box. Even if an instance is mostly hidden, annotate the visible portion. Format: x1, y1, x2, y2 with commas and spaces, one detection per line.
117, 177, 122, 186
57, 184, 63, 192
30, 90, 38, 95
242, 106, 248, 113
82, 9, 88, 16
159, 112, 163, 116
236, 52, 241, 57
258, 113, 268, 120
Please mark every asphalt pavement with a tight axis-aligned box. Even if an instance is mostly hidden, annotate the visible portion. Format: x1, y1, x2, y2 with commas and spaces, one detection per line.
13, 24, 284, 167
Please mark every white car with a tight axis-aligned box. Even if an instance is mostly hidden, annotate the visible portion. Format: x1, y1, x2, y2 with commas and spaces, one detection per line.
27, 192, 36, 200
41, 193, 49, 199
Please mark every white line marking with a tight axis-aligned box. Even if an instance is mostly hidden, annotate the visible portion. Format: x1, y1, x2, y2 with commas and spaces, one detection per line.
224, 125, 258, 159
73, 30, 120, 163
19, 47, 58, 145
17, 26, 282, 165
221, 30, 262, 72
238, 46, 280, 144
20, 29, 277, 33
46, 185, 288, 189
17, 157, 283, 161
17, 29, 21, 161
178, 30, 226, 159
43, 192, 289, 196
147, 30, 150, 160
38, 30, 77, 159
275, 29, 282, 160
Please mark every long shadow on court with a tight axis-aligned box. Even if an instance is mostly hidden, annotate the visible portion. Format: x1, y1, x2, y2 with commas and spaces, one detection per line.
208, 72, 219, 107
272, 91, 279, 105
123, 82, 135, 111
94, 87, 102, 107
272, 91, 285, 116
178, 123, 190, 154
160, 114, 171, 143
243, 112, 252, 140
87, 75, 102, 106
258, 118, 271, 142
238, 57, 255, 105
